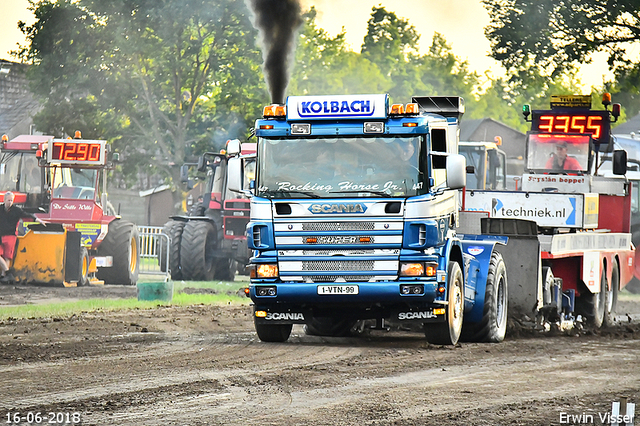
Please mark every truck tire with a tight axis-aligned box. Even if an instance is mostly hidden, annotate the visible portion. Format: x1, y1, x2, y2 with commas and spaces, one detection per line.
578, 263, 607, 328
424, 261, 464, 345
254, 318, 292, 342
603, 261, 619, 327
304, 317, 357, 337
96, 220, 139, 285
214, 258, 237, 281
158, 220, 185, 280
180, 221, 216, 281
462, 251, 508, 343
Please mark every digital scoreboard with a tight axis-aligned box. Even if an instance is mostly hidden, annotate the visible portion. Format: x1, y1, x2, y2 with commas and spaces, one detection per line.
531, 110, 610, 146
48, 139, 106, 165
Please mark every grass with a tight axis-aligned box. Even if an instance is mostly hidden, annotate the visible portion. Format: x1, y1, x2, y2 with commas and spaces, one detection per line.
0, 279, 251, 320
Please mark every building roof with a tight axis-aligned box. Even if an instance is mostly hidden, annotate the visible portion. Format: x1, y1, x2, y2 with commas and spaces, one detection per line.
0, 60, 40, 138
613, 113, 640, 135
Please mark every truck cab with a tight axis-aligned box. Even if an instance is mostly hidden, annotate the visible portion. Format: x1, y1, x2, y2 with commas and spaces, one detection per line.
459, 141, 507, 190
231, 94, 510, 345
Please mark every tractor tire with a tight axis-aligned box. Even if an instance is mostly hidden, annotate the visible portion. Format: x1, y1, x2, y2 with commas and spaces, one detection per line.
189, 202, 206, 217
424, 261, 464, 345
214, 258, 237, 282
577, 263, 607, 328
304, 317, 357, 337
254, 317, 292, 343
78, 247, 89, 287
96, 220, 139, 285
603, 261, 619, 327
461, 251, 508, 343
180, 221, 217, 281
158, 220, 185, 280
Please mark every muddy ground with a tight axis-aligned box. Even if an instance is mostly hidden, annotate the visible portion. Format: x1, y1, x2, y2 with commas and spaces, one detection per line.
1, 284, 640, 426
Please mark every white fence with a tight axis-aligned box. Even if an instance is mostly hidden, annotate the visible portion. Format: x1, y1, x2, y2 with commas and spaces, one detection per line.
137, 225, 170, 277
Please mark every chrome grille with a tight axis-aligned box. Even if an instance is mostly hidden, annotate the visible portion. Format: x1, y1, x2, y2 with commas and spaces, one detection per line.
302, 260, 375, 271
301, 249, 376, 256
302, 222, 375, 231
307, 275, 371, 282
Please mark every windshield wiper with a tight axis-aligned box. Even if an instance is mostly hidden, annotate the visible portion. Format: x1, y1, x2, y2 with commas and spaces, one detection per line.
330, 190, 394, 197
260, 189, 321, 199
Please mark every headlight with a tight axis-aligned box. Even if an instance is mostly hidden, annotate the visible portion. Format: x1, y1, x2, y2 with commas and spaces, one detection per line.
253, 264, 279, 278
399, 262, 424, 277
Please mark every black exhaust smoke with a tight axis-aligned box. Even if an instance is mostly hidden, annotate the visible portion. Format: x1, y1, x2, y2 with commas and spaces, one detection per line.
245, 0, 303, 105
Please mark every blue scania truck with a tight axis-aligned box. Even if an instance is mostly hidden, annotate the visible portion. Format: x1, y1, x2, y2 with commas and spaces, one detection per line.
229, 94, 509, 345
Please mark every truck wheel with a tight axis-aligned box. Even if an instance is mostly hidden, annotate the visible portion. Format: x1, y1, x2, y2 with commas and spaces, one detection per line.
214, 258, 237, 281
254, 319, 292, 342
603, 261, 619, 327
424, 261, 464, 345
96, 220, 140, 285
78, 247, 89, 287
304, 317, 357, 337
462, 251, 508, 343
159, 221, 185, 280
578, 264, 607, 328
180, 221, 216, 281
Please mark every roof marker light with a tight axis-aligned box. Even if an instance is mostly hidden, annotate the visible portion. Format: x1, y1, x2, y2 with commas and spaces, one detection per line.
602, 92, 612, 106
405, 103, 419, 115
390, 104, 404, 115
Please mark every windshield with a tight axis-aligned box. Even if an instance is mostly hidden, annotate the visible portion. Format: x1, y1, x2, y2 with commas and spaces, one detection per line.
256, 136, 426, 198
0, 152, 42, 194
52, 167, 98, 200
527, 133, 590, 174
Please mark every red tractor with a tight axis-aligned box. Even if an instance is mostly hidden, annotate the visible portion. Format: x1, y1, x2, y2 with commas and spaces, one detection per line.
0, 133, 139, 286
161, 140, 255, 281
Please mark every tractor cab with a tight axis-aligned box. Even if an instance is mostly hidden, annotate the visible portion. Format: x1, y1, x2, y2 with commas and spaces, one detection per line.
0, 134, 50, 212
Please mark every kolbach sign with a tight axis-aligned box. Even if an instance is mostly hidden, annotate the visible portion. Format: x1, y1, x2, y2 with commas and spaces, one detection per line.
286, 94, 388, 120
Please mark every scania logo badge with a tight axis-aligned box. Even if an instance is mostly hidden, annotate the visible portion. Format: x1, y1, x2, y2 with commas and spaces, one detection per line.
308, 203, 367, 214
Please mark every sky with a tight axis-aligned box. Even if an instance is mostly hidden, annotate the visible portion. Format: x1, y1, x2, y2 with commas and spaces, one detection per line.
1, 0, 614, 89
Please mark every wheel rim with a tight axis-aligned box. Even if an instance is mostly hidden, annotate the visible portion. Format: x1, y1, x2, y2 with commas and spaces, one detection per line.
82, 254, 88, 281
452, 277, 463, 330
129, 237, 138, 274
496, 274, 507, 327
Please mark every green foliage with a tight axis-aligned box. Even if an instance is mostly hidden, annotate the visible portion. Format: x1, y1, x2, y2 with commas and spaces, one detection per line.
19, 0, 267, 188
288, 8, 388, 95
483, 0, 640, 77
18, 0, 640, 186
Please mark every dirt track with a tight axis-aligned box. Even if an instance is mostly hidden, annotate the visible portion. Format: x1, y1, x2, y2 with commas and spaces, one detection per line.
1, 285, 640, 425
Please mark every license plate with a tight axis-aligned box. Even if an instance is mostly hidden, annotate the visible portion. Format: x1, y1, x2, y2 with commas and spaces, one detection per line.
317, 285, 359, 295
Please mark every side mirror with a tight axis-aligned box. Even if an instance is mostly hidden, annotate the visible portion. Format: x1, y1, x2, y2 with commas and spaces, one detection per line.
180, 164, 189, 183
227, 157, 243, 193
446, 154, 466, 190
613, 149, 628, 175
197, 156, 206, 172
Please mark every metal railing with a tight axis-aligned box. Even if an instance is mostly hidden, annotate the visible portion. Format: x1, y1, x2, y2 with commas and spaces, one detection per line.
137, 226, 170, 278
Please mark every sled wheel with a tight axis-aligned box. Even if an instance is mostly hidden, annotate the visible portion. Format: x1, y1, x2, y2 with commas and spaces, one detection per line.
603, 261, 619, 327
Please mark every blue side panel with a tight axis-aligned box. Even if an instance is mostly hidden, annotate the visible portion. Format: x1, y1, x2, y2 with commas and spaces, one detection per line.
460, 236, 507, 323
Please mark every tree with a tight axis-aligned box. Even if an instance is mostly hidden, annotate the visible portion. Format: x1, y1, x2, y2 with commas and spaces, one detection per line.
288, 8, 388, 96
18, 0, 267, 195
483, 0, 640, 78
